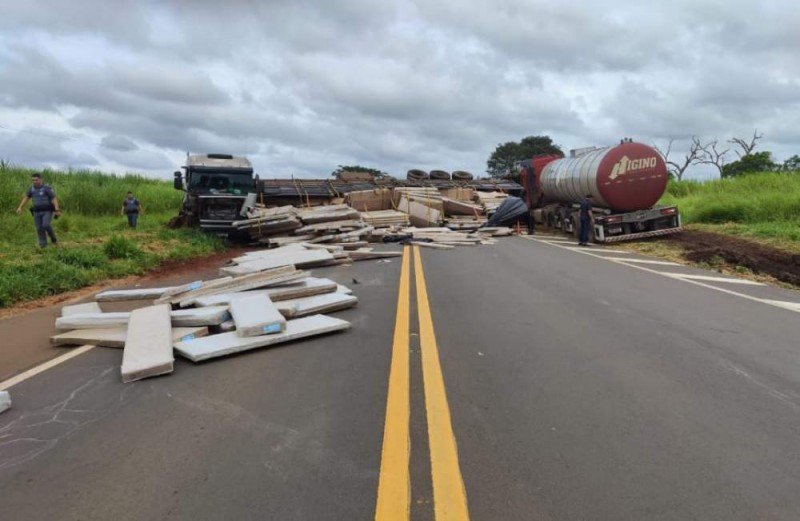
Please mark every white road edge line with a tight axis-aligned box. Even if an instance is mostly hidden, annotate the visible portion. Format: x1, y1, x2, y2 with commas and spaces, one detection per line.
601, 257, 681, 265
0, 345, 96, 391
664, 273, 765, 286
523, 236, 800, 314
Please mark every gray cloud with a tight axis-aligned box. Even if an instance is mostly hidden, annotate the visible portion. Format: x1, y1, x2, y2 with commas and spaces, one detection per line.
0, 128, 99, 170
101, 135, 138, 151
0, 0, 798, 180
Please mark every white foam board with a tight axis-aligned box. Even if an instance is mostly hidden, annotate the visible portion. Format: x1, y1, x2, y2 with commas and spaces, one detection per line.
220, 250, 333, 276
95, 287, 177, 302
61, 302, 103, 317
55, 306, 231, 330
121, 304, 173, 383
51, 326, 208, 348
170, 306, 230, 326
174, 314, 351, 362
230, 294, 286, 337
177, 268, 305, 307
192, 278, 338, 307
0, 391, 10, 414
275, 293, 358, 318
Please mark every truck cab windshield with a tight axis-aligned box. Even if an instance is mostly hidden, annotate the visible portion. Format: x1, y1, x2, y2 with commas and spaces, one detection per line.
189, 172, 252, 194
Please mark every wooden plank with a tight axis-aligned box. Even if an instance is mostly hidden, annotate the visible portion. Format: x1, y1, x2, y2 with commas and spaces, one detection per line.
230, 294, 286, 337
297, 206, 361, 224
121, 305, 173, 383
51, 326, 209, 348
442, 197, 483, 216
344, 188, 393, 212
439, 187, 474, 201
61, 302, 102, 317
411, 241, 455, 250
264, 235, 315, 246
174, 314, 351, 362
275, 292, 358, 318
296, 220, 365, 234
348, 250, 403, 261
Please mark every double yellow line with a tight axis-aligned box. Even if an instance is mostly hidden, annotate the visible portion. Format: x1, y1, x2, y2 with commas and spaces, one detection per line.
375, 246, 470, 520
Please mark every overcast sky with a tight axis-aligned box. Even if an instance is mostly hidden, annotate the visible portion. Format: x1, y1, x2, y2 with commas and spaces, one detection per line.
0, 0, 797, 180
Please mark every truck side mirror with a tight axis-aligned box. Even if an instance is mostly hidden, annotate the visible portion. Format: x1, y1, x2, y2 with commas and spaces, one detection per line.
173, 171, 183, 191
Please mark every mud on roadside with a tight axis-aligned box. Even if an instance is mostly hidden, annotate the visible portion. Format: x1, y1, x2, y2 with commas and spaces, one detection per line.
665, 231, 800, 288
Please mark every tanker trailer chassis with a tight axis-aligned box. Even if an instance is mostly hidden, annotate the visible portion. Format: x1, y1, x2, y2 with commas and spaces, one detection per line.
538, 203, 681, 242
591, 205, 681, 242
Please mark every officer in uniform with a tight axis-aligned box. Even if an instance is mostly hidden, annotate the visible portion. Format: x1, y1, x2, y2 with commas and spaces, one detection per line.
16, 173, 60, 248
121, 191, 143, 228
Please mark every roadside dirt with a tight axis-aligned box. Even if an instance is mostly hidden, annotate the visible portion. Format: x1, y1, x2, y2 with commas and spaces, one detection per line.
0, 247, 250, 382
0, 247, 248, 320
665, 231, 800, 287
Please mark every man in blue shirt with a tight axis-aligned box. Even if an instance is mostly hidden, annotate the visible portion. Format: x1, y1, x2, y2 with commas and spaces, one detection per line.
16, 173, 61, 248
121, 192, 143, 228
578, 194, 595, 246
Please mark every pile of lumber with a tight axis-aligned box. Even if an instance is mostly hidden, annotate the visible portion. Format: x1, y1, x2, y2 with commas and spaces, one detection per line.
51, 254, 369, 381
232, 206, 301, 240
344, 188, 393, 212
206, 182, 520, 252
361, 210, 410, 229
474, 191, 508, 214
234, 203, 372, 246
445, 215, 488, 231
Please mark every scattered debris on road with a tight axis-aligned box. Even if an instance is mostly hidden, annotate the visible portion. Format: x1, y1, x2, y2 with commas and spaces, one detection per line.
48, 183, 521, 384
0, 390, 10, 414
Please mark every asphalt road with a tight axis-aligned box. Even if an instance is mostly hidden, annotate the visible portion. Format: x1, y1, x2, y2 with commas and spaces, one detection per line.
2, 236, 800, 520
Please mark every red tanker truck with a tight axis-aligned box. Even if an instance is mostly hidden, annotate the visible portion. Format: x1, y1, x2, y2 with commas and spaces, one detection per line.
518, 141, 682, 242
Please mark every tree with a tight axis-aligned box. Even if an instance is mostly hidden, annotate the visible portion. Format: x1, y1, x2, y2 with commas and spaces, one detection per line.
728, 130, 763, 158
720, 151, 776, 178
697, 139, 730, 177
486, 135, 563, 178
330, 165, 388, 179
653, 137, 705, 181
782, 155, 800, 172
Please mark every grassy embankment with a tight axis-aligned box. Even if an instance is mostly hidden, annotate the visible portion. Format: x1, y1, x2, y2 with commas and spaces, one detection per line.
0, 167, 226, 308
660, 171, 800, 252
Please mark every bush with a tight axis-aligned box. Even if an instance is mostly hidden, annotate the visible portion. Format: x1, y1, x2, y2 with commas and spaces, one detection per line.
47, 246, 109, 269
104, 235, 143, 260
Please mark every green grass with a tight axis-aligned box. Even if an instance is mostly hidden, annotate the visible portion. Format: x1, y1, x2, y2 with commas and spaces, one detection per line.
0, 165, 226, 308
1, 166, 182, 215
662, 171, 800, 243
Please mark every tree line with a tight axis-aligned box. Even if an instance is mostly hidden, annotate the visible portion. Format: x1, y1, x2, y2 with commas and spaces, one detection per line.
654, 131, 799, 180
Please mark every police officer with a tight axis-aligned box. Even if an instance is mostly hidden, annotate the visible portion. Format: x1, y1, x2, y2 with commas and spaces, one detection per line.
16, 173, 60, 248
121, 191, 143, 228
